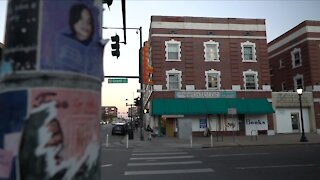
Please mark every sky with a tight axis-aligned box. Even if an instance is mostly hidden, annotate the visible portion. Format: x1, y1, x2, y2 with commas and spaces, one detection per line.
0, 0, 320, 117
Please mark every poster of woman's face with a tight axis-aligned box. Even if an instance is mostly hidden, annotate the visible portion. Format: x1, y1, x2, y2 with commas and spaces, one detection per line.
39, 0, 103, 79
0, 0, 103, 79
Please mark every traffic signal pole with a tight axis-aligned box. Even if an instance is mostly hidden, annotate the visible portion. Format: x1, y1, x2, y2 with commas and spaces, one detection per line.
0, 1, 103, 179
139, 26, 145, 141
103, 26, 144, 141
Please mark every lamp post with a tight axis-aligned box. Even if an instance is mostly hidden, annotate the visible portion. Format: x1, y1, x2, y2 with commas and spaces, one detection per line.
297, 88, 308, 142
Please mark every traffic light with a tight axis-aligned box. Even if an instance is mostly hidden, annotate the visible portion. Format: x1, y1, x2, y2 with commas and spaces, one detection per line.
142, 41, 154, 84
144, 108, 149, 114
102, 0, 113, 8
134, 97, 141, 107
111, 35, 120, 58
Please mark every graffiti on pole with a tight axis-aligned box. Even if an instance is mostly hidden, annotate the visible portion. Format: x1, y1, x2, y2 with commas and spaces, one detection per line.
18, 88, 101, 180
0, 90, 28, 179
0, 0, 103, 179
0, 0, 39, 77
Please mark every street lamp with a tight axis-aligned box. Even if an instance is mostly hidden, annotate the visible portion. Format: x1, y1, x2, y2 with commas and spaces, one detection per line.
297, 88, 308, 142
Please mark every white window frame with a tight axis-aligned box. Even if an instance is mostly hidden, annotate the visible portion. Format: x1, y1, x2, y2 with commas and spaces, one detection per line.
205, 69, 221, 90
279, 59, 285, 69
166, 69, 182, 90
204, 40, 220, 62
241, 41, 257, 62
291, 48, 302, 68
243, 69, 258, 90
165, 39, 181, 61
293, 74, 304, 91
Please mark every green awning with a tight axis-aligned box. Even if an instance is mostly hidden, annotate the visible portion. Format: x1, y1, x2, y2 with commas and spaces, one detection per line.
151, 98, 274, 116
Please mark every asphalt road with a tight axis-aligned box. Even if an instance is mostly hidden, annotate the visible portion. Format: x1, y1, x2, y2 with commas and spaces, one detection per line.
100, 144, 320, 180
100, 123, 127, 148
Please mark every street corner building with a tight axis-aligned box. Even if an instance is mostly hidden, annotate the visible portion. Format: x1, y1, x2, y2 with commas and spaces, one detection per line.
268, 20, 320, 134
142, 16, 275, 139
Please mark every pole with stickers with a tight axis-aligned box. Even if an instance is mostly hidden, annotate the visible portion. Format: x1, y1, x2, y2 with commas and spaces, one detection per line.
0, 0, 104, 179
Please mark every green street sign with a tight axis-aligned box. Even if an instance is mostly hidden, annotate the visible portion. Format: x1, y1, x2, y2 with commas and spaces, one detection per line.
108, 78, 128, 83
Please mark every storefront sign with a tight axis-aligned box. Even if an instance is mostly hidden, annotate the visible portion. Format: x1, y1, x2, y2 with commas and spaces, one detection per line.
176, 91, 236, 98
246, 119, 267, 129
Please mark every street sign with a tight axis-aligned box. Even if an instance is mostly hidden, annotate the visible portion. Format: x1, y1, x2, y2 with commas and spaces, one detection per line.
108, 78, 128, 83
137, 89, 145, 93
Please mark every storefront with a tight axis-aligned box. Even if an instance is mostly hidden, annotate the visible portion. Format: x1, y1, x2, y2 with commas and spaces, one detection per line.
151, 98, 274, 138
272, 92, 316, 134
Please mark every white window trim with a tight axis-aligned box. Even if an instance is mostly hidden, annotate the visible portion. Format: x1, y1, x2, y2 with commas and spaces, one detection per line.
205, 69, 221, 90
241, 41, 257, 62
204, 40, 220, 62
243, 69, 259, 90
279, 59, 285, 69
291, 48, 302, 68
165, 39, 181, 61
293, 74, 304, 91
166, 69, 182, 90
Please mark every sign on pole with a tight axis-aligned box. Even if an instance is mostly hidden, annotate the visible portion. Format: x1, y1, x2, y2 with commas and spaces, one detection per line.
108, 78, 128, 83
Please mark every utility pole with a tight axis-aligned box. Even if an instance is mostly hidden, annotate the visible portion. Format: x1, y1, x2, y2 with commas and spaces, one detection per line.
0, 1, 103, 179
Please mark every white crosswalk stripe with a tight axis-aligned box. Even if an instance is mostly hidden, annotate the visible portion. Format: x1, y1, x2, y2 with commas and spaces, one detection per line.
128, 161, 202, 166
124, 168, 214, 175
124, 149, 214, 176
130, 155, 194, 160
132, 152, 188, 156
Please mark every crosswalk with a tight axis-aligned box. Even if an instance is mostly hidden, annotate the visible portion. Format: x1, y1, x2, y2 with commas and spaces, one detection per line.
124, 148, 214, 176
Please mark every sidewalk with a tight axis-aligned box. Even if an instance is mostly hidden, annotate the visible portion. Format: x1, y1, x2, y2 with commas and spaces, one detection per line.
110, 130, 320, 149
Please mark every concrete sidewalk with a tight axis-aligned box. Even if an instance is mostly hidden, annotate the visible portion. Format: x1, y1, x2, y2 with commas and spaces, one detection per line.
108, 130, 320, 149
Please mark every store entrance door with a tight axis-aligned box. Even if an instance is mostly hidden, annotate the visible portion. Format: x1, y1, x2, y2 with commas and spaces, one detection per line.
166, 119, 174, 137
238, 114, 245, 135
291, 113, 300, 133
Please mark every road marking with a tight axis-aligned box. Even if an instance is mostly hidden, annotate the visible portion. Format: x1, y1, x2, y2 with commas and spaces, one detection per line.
130, 155, 194, 160
124, 168, 214, 175
132, 152, 188, 156
133, 149, 180, 153
236, 164, 314, 170
101, 164, 112, 168
209, 153, 269, 157
128, 161, 202, 166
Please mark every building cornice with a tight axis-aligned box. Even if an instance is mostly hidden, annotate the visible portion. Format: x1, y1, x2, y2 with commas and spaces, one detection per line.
268, 37, 320, 59
151, 21, 266, 31
151, 34, 266, 40
268, 26, 320, 53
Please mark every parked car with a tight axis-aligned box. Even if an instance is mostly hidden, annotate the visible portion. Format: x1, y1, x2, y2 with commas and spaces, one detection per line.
111, 123, 127, 135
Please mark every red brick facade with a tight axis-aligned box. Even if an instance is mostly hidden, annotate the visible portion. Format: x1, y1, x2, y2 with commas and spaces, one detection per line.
146, 16, 274, 136
149, 16, 271, 95
268, 21, 320, 91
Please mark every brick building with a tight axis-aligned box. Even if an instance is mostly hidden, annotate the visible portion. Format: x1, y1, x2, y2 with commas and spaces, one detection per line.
268, 21, 320, 92
268, 21, 320, 134
102, 106, 118, 121
144, 16, 274, 138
